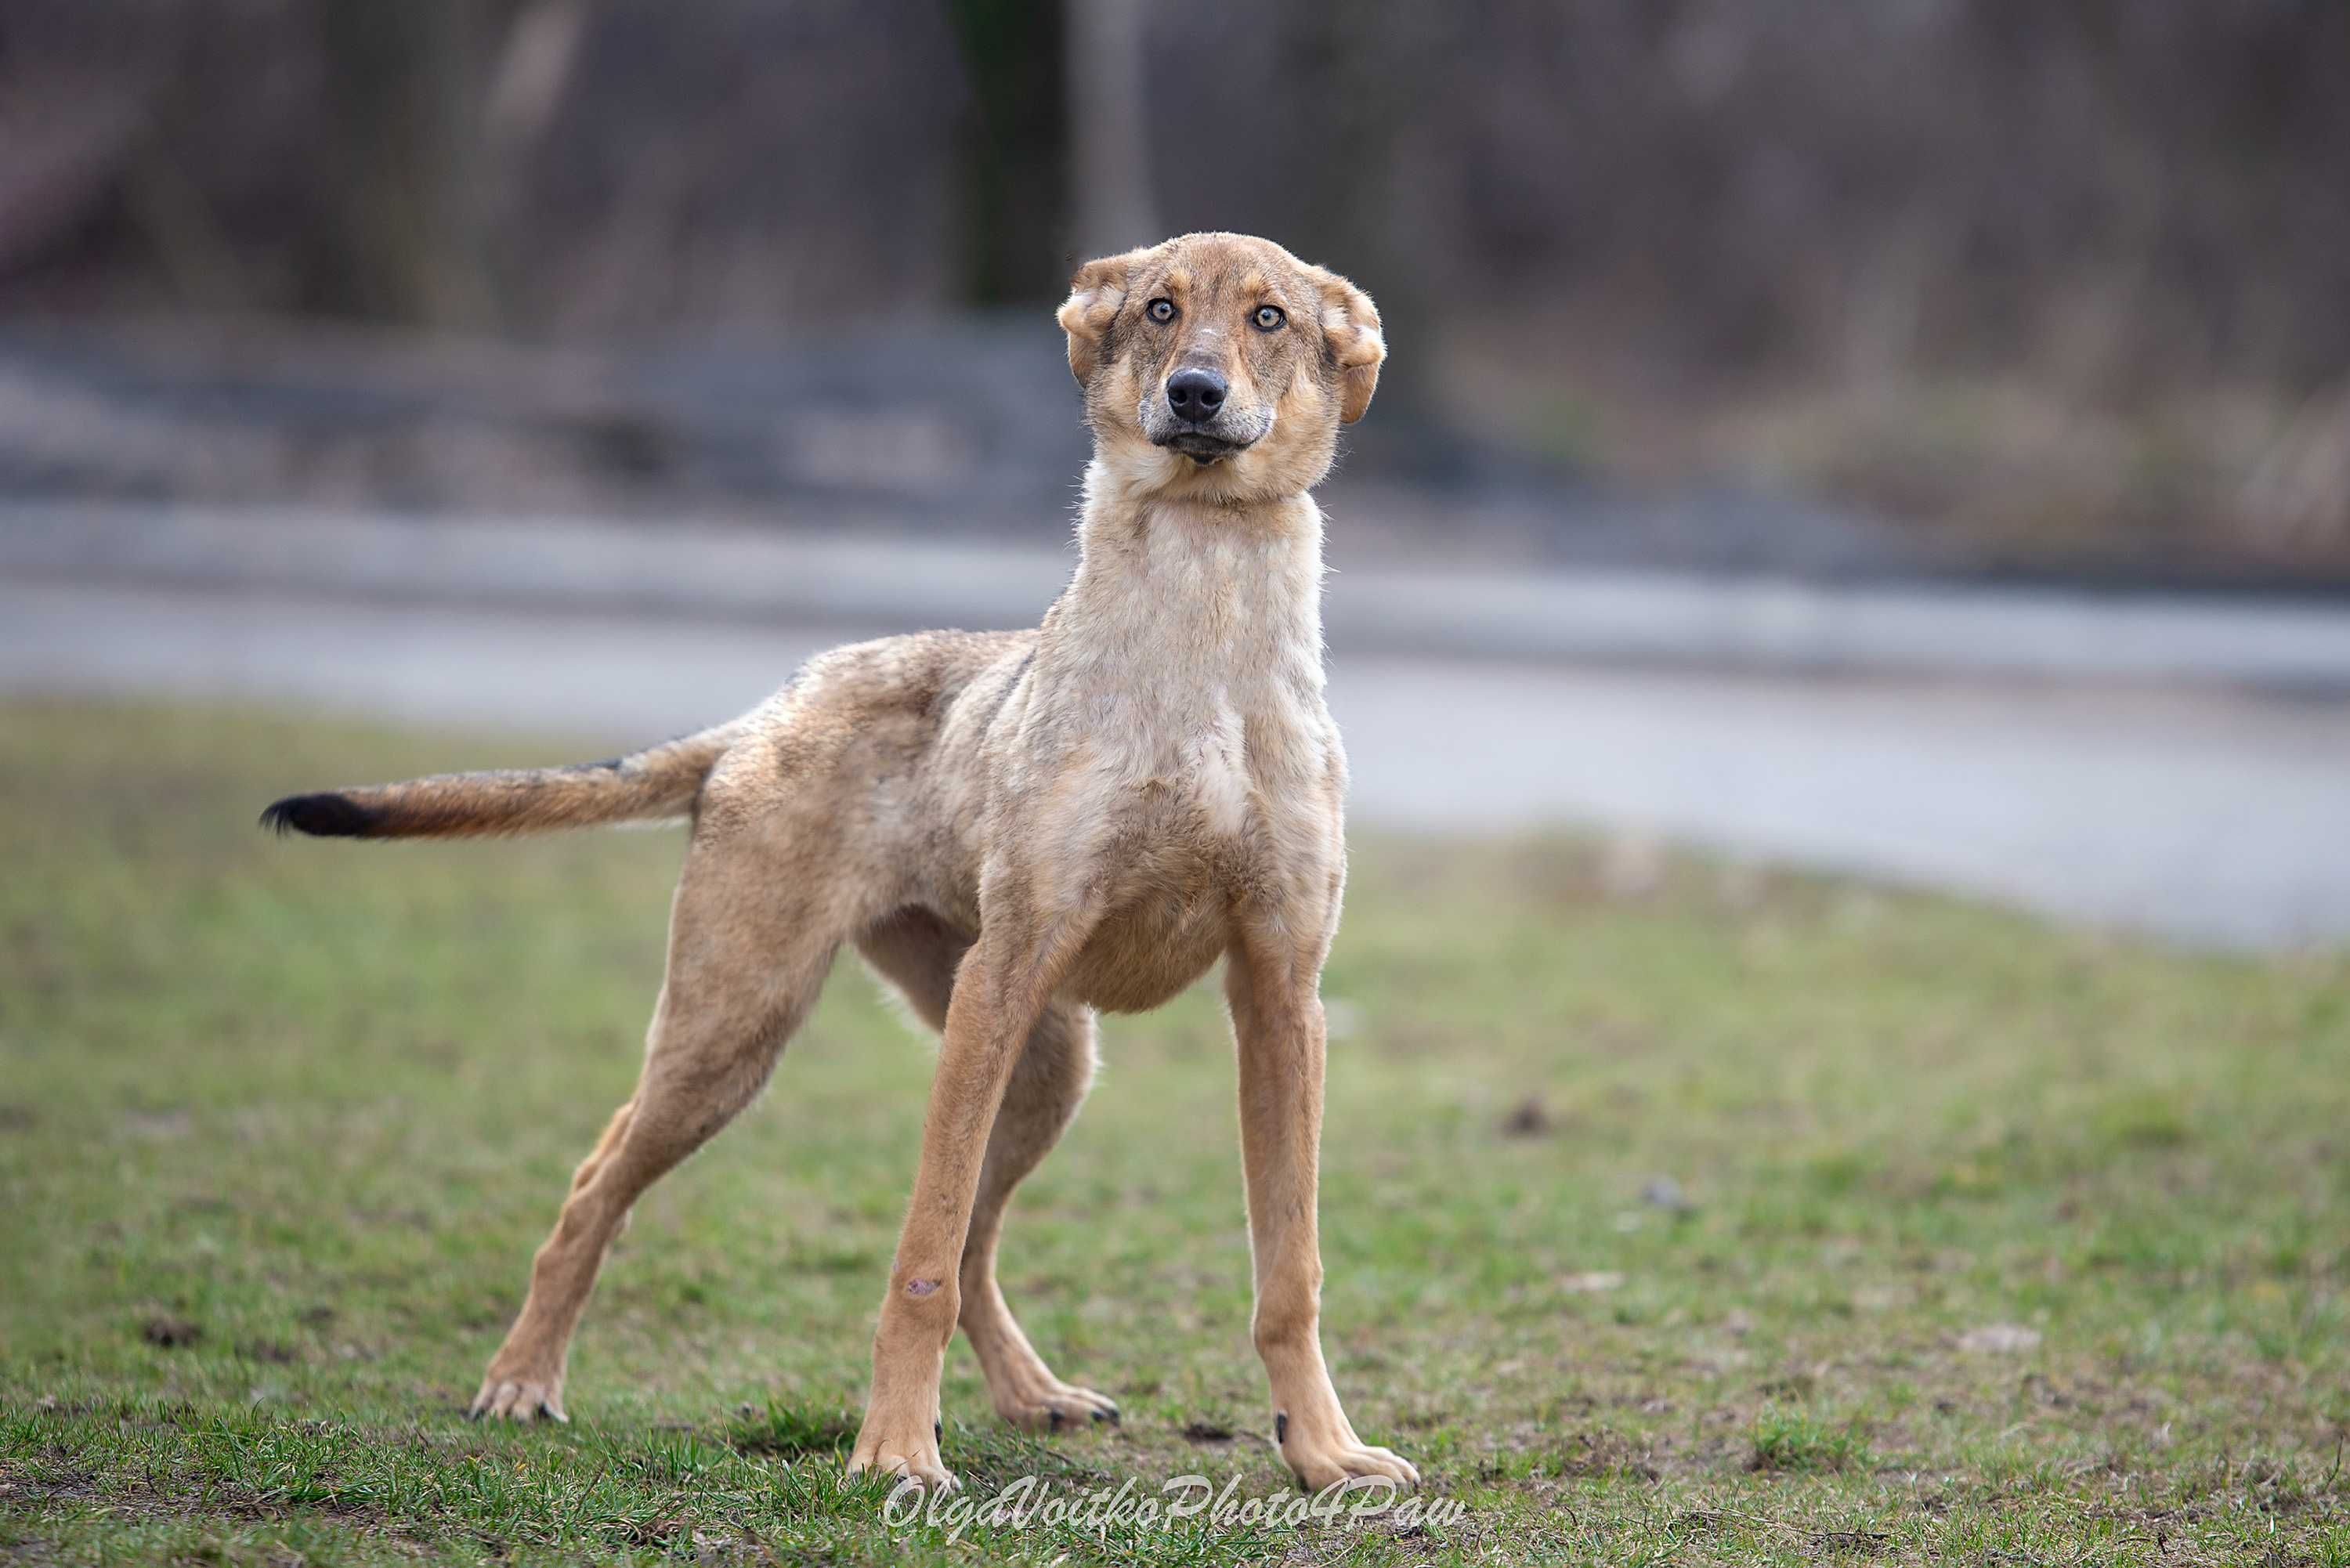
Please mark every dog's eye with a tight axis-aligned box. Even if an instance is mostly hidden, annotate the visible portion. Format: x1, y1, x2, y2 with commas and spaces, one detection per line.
1253, 305, 1287, 331
1147, 298, 1176, 323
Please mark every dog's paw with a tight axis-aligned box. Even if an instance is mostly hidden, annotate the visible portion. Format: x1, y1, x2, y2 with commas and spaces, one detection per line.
1276, 1412, 1417, 1493
992, 1377, 1120, 1433
848, 1413, 957, 1494
468, 1369, 568, 1423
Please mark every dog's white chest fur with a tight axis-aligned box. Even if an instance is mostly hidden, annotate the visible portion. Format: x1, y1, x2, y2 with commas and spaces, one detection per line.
1007, 488, 1341, 1012
1179, 698, 1253, 839
1044, 495, 1332, 817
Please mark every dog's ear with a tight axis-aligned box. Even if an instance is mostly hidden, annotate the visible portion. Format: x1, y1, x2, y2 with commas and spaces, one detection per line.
1058, 247, 1153, 384
1304, 267, 1386, 424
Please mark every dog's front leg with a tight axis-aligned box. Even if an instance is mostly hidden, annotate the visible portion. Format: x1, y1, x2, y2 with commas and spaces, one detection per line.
848, 911, 1083, 1491
1226, 933, 1419, 1494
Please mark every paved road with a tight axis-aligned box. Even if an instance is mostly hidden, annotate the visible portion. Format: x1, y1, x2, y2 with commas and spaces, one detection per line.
13, 507, 2350, 687
7, 580, 2347, 950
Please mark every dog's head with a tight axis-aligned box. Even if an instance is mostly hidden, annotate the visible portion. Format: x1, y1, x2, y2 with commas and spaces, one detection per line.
1058, 232, 1383, 504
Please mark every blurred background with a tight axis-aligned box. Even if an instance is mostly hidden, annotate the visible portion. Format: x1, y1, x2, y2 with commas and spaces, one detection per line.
3, 0, 2348, 947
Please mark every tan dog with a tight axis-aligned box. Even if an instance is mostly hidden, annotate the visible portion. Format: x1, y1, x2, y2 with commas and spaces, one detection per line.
262, 231, 1412, 1494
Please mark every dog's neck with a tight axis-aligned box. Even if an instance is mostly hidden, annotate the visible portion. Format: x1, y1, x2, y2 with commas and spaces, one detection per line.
1043, 457, 1328, 700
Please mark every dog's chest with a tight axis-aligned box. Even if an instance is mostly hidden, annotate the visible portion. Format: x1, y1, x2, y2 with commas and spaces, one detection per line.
1053, 685, 1335, 1013
1019, 508, 1341, 1011
1087, 655, 1332, 845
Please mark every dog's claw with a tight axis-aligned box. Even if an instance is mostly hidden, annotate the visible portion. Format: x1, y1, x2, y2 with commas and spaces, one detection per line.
1277, 1425, 1419, 1494
847, 1411, 958, 1494
470, 1374, 567, 1425
993, 1376, 1120, 1433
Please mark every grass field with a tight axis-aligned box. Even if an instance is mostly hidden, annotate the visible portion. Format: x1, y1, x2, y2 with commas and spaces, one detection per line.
2, 699, 2346, 1564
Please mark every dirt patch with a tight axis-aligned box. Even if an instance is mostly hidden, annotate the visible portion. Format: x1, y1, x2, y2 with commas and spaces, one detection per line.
141, 1315, 201, 1349
1500, 1097, 1553, 1137
1554, 1429, 1661, 1481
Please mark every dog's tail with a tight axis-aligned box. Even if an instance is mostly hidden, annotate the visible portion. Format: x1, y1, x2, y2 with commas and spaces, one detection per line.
259, 722, 741, 841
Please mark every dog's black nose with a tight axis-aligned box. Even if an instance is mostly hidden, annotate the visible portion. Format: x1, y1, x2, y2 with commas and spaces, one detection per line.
1165, 367, 1227, 423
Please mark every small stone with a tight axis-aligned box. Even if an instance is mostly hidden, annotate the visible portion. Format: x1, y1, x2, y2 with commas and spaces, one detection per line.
1641, 1176, 1694, 1213
1957, 1323, 2041, 1353
1561, 1271, 1625, 1294
1500, 1097, 1553, 1137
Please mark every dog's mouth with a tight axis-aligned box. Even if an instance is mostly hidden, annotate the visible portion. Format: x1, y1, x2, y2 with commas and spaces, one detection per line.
1155, 430, 1253, 464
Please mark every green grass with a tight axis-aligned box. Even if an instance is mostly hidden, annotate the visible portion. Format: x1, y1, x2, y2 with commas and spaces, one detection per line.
2, 699, 2346, 1564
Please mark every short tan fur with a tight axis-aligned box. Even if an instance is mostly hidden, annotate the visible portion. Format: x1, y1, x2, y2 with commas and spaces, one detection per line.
262, 232, 1411, 1494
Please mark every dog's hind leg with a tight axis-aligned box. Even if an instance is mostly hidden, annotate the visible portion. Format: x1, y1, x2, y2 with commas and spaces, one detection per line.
471, 819, 847, 1422
856, 909, 1117, 1431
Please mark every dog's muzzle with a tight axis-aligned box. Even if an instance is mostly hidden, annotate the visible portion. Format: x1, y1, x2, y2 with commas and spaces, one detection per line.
1144, 368, 1270, 464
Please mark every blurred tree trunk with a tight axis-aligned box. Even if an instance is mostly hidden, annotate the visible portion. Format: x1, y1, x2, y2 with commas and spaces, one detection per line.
0, 2, 158, 278
313, 0, 499, 330
942, 0, 1069, 302
1065, 0, 1156, 258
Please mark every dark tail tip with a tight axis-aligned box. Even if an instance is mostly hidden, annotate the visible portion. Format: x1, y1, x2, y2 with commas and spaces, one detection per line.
260, 793, 381, 838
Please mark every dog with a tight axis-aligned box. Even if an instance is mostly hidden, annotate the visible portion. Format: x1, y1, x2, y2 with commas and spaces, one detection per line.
261, 231, 1412, 1494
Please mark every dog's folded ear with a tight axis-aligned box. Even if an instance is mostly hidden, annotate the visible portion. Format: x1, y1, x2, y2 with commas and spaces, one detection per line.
1058, 247, 1156, 384
1305, 268, 1386, 425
